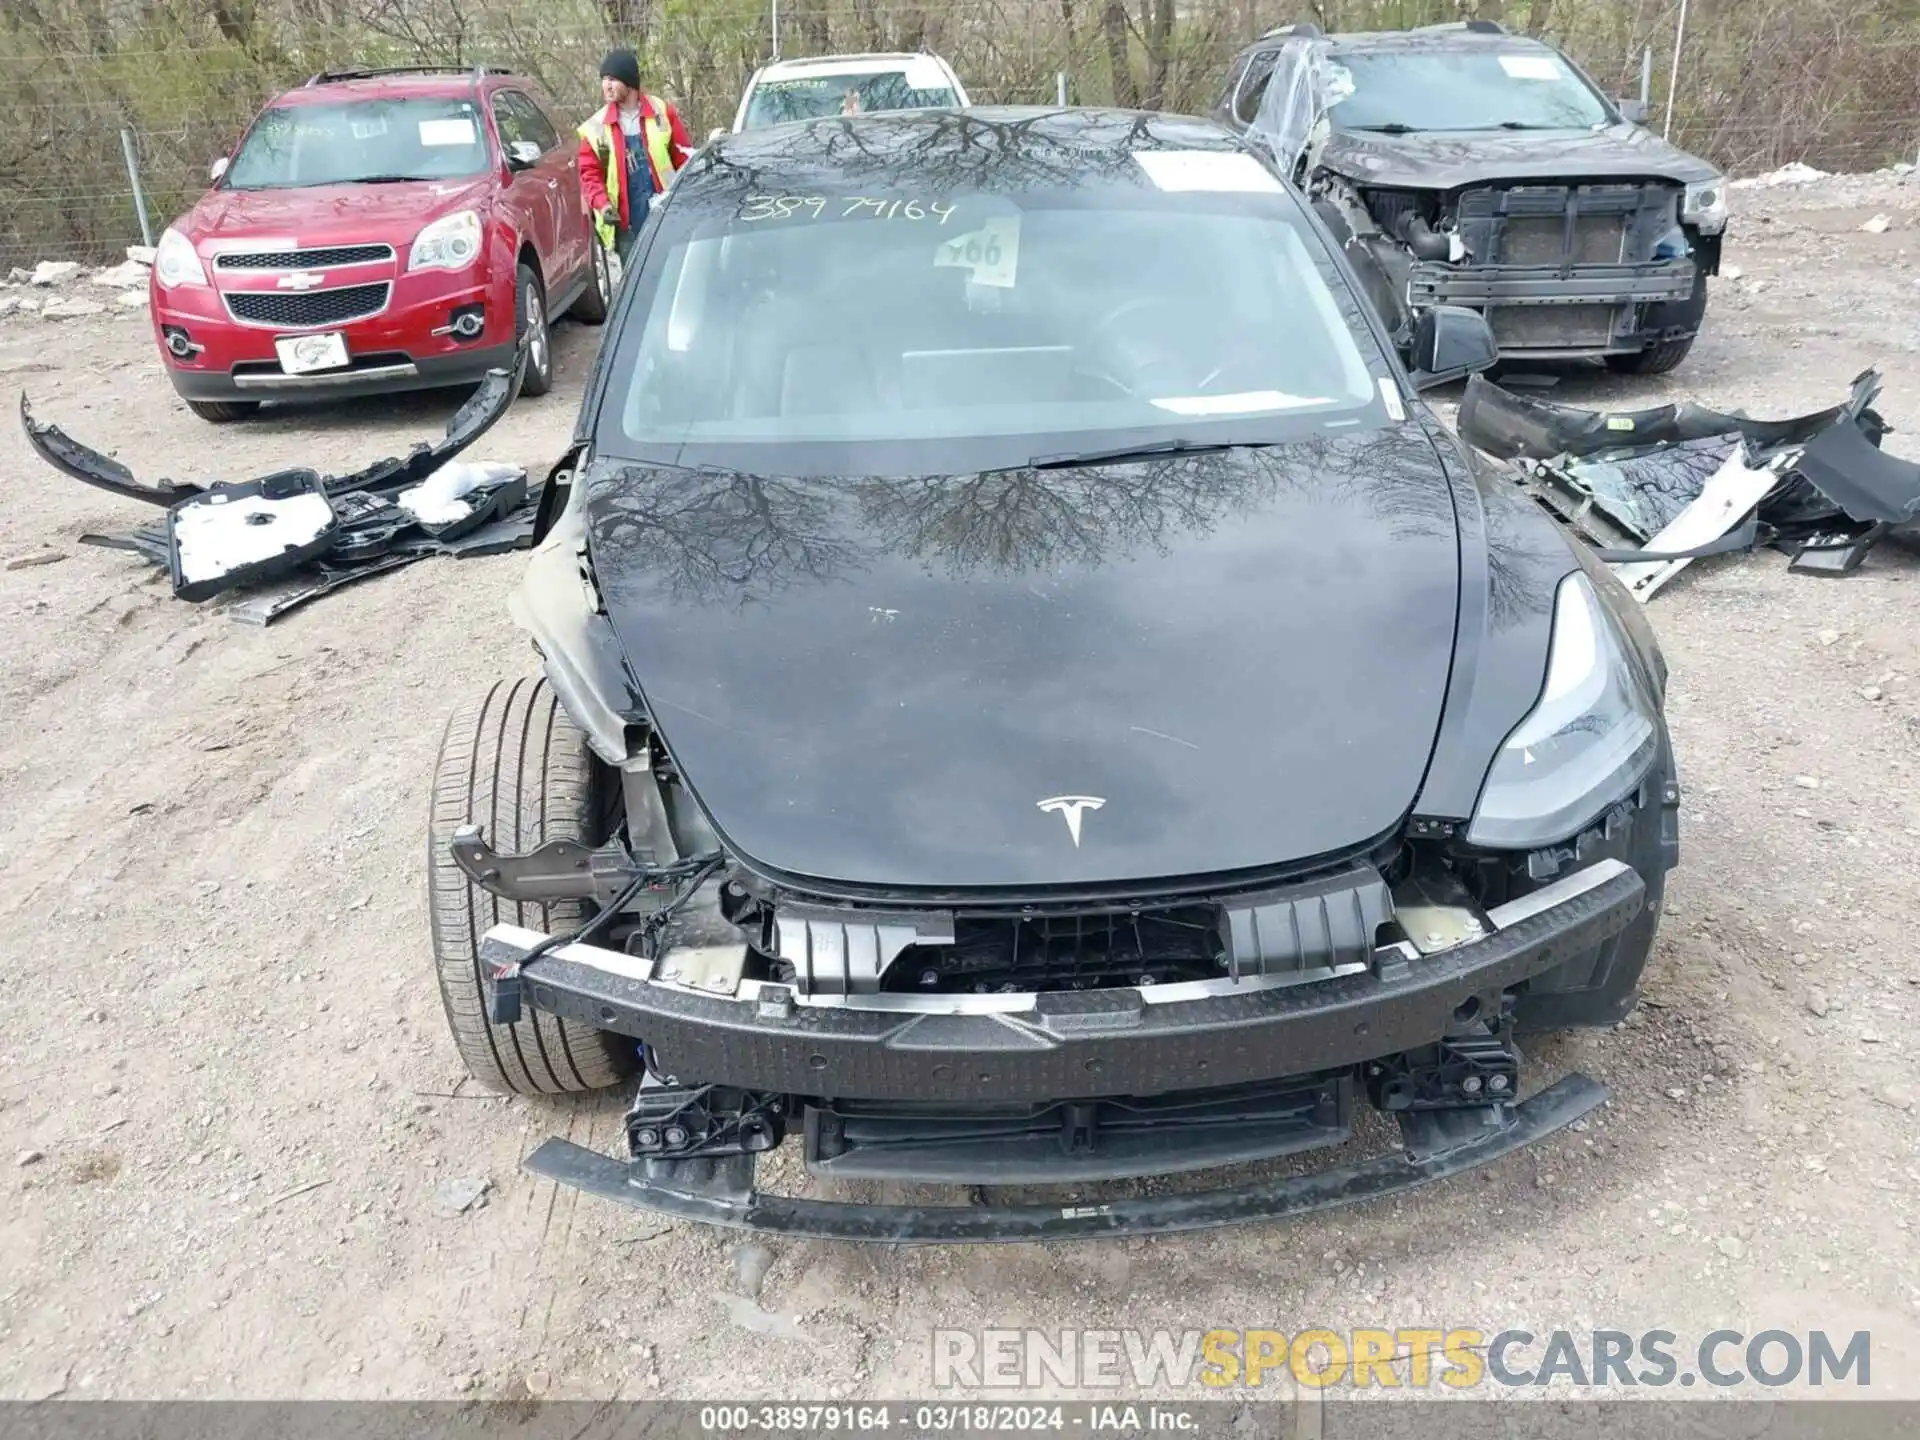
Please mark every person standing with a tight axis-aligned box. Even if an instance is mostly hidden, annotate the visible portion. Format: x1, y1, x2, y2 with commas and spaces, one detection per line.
577, 49, 691, 271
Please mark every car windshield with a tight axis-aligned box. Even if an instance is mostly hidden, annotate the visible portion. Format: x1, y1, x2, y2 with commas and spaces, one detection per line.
743, 72, 958, 128
223, 96, 491, 188
596, 166, 1391, 474
1327, 47, 1612, 132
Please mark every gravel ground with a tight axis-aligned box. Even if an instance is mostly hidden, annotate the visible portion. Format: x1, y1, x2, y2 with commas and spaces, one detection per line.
2, 167, 1918, 1406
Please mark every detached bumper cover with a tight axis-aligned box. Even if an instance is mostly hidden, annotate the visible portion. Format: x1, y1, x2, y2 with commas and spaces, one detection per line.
480, 857, 1646, 1105
1408, 258, 1698, 307
523, 1073, 1610, 1242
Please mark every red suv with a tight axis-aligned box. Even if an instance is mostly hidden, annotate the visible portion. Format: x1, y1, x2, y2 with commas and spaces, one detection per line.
149, 65, 612, 422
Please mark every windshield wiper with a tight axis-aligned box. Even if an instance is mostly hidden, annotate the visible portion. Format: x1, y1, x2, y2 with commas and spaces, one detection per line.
1350, 122, 1420, 134
351, 173, 435, 184
1026, 438, 1271, 471
1495, 121, 1562, 130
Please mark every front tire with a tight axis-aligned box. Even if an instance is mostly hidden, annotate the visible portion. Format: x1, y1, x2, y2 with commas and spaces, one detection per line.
514, 263, 554, 397
186, 399, 259, 423
569, 243, 612, 326
427, 676, 636, 1096
1606, 335, 1696, 376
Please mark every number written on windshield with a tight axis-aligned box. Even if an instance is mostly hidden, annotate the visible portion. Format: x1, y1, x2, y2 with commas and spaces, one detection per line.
737, 194, 958, 223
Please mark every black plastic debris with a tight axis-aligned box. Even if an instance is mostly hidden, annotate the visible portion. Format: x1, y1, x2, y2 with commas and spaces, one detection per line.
166, 468, 338, 603
1789, 413, 1920, 526
1459, 367, 1920, 592
19, 393, 204, 507
20, 365, 543, 621
322, 367, 521, 497
1526, 435, 1743, 550
1456, 369, 1884, 464
227, 504, 543, 626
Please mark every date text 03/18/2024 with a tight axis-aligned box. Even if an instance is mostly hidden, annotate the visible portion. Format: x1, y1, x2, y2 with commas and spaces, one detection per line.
697, 1404, 1211, 1433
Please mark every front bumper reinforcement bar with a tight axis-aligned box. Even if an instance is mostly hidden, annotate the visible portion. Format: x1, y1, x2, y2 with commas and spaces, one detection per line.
522, 1073, 1608, 1243
477, 859, 1645, 1103
1408, 259, 1698, 307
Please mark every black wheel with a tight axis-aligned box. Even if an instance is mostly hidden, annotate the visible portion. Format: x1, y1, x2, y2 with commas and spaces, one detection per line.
1606, 335, 1696, 376
186, 399, 258, 423
569, 242, 612, 326
427, 676, 637, 1096
514, 262, 553, 397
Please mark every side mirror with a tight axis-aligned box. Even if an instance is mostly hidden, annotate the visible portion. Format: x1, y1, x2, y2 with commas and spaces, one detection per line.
210, 156, 229, 182
1617, 97, 1649, 125
708, 127, 726, 142
1407, 305, 1499, 391
505, 140, 542, 171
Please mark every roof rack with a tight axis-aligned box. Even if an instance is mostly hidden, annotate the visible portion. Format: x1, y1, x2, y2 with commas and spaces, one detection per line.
303, 64, 516, 86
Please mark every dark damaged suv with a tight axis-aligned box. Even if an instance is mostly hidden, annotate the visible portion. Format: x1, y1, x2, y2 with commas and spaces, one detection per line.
1213, 20, 1727, 374
426, 106, 1680, 1243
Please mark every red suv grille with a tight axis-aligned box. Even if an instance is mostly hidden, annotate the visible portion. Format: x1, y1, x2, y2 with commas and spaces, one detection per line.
224, 283, 391, 329
215, 245, 394, 270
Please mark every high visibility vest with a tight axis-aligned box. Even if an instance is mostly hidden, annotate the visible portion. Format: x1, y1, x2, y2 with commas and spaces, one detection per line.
578, 97, 675, 250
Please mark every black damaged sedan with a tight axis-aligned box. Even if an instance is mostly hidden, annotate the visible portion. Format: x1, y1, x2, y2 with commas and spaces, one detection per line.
427, 106, 1680, 1242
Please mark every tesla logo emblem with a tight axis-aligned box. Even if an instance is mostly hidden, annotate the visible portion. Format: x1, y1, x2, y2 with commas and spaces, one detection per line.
1037, 795, 1105, 847
277, 271, 326, 290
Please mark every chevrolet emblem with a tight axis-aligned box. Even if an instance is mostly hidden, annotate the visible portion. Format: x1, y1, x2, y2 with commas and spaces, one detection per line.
277, 271, 326, 290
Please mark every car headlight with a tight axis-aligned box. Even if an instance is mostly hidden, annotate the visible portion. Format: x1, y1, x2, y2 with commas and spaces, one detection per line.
1681, 177, 1727, 234
408, 209, 482, 272
153, 227, 207, 288
1465, 572, 1660, 850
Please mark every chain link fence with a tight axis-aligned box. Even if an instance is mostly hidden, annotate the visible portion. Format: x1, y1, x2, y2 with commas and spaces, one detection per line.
3, 0, 1916, 271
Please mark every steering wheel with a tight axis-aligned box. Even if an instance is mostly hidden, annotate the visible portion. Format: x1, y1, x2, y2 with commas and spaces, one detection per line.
1077, 294, 1211, 398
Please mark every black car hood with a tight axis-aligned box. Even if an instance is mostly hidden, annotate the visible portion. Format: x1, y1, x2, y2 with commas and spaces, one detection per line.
584, 428, 1463, 894
1321, 123, 1718, 191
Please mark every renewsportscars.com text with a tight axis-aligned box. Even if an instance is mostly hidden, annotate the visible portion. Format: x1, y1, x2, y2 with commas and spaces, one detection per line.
932, 1328, 1872, 1391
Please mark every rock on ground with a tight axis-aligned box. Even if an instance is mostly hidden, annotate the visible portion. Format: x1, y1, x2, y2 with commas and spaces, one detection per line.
41, 297, 107, 320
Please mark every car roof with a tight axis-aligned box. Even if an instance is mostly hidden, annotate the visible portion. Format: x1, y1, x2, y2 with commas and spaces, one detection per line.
697, 105, 1251, 191
271, 68, 525, 105
1249, 24, 1558, 57
1322, 28, 1558, 54
757, 52, 952, 76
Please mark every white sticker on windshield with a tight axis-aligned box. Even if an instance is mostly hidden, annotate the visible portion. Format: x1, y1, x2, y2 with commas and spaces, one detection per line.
1151, 391, 1336, 416
1133, 150, 1285, 193
419, 117, 478, 146
350, 117, 389, 140
1325, 63, 1356, 104
1498, 54, 1565, 81
934, 215, 1020, 287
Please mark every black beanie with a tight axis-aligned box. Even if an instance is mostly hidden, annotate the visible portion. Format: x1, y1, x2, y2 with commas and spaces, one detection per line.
600, 49, 641, 90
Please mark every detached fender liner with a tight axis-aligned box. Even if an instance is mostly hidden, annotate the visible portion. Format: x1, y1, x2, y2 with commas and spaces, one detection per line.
480, 858, 1647, 1104
521, 1072, 1609, 1243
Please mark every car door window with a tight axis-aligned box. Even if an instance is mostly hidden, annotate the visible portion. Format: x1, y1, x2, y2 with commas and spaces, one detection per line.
493, 91, 561, 157
515, 94, 564, 154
